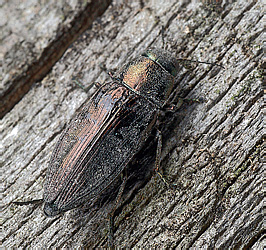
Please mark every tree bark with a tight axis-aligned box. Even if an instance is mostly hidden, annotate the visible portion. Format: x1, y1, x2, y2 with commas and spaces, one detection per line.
2, 0, 263, 248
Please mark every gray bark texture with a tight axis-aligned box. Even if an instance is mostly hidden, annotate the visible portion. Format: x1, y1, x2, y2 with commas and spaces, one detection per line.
1, 0, 263, 248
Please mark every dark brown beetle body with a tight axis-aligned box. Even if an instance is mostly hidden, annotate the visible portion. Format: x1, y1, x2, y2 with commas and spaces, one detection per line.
43, 49, 180, 217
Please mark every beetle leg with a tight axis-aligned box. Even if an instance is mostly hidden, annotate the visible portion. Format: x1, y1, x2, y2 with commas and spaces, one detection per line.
12, 199, 43, 206
154, 130, 168, 186
71, 76, 102, 92
183, 97, 205, 104
108, 172, 127, 247
163, 97, 183, 113
154, 130, 176, 189
155, 130, 162, 173
161, 25, 166, 49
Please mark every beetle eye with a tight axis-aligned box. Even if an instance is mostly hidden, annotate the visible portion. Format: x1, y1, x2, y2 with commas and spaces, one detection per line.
142, 49, 178, 77
141, 50, 157, 62
141, 50, 156, 62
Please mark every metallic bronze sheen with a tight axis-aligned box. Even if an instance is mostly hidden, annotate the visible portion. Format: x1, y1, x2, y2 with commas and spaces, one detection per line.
43, 48, 179, 217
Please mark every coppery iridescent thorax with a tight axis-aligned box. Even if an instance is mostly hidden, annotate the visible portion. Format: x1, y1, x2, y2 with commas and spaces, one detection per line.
117, 56, 175, 107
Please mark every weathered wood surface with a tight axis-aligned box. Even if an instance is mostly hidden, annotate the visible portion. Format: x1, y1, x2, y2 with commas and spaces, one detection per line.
2, 0, 263, 248
0, 0, 111, 118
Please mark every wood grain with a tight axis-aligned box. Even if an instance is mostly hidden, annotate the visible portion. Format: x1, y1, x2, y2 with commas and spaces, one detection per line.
2, 0, 263, 248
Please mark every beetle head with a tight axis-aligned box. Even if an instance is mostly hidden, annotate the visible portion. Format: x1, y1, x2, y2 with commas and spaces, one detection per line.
142, 48, 180, 77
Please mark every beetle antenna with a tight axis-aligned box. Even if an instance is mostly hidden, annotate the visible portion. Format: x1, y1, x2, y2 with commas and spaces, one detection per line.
176, 58, 225, 69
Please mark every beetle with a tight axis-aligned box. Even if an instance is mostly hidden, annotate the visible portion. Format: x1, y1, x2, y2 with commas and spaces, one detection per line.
43, 48, 181, 218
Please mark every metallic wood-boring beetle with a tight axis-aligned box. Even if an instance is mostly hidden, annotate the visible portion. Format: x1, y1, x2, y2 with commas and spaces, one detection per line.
43, 48, 180, 218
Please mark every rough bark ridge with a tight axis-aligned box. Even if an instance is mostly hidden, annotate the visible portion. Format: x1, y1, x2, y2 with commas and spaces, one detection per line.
1, 0, 263, 248
0, 0, 111, 118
